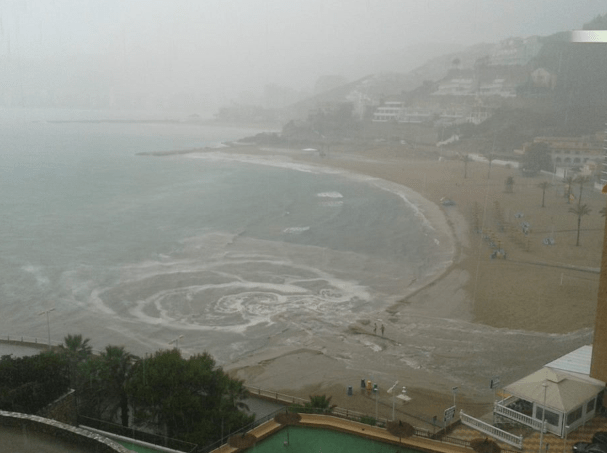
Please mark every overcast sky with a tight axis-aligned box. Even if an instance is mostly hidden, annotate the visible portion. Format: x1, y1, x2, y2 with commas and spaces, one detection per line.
1, 0, 605, 107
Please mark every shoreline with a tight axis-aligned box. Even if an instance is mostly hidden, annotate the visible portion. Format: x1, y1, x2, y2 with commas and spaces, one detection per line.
171, 142, 599, 425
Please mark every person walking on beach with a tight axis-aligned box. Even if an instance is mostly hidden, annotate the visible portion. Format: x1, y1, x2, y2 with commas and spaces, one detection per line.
381, 324, 385, 337
373, 323, 377, 335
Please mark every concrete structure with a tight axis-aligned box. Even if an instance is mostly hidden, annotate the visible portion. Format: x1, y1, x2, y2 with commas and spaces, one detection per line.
600, 123, 607, 186
591, 195, 607, 383
0, 410, 131, 453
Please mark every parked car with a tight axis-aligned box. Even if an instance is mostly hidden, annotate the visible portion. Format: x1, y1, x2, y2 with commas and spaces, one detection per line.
573, 443, 607, 453
592, 432, 607, 445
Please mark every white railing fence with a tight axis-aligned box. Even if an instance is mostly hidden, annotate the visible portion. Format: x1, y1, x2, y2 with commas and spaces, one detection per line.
494, 401, 544, 431
460, 410, 524, 449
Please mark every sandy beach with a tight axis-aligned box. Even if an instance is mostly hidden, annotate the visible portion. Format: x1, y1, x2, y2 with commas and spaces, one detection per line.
209, 142, 602, 426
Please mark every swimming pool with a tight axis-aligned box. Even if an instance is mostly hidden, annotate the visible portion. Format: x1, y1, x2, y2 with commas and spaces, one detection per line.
249, 425, 421, 453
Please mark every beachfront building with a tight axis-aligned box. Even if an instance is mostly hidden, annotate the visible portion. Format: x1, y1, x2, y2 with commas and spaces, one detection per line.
526, 135, 604, 169
372, 101, 404, 122
488, 36, 543, 67
600, 123, 607, 187
493, 346, 605, 438
591, 136, 607, 378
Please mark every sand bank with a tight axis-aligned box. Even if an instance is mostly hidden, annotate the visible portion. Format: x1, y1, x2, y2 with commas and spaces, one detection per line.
191, 143, 599, 425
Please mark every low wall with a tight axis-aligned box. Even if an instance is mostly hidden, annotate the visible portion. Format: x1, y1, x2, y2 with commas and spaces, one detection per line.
38, 389, 78, 425
0, 410, 132, 453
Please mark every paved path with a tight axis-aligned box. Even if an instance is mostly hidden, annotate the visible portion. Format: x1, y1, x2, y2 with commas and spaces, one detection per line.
450, 414, 607, 453
213, 412, 607, 453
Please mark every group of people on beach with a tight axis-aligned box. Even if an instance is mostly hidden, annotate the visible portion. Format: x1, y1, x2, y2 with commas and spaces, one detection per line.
373, 322, 385, 337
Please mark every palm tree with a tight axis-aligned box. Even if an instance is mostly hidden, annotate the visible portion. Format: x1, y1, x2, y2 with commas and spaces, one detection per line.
462, 154, 470, 179
537, 181, 552, 207
563, 176, 575, 203
62, 333, 92, 359
61, 333, 92, 386
575, 175, 591, 206
485, 153, 495, 179
100, 345, 137, 427
569, 203, 592, 246
305, 394, 335, 414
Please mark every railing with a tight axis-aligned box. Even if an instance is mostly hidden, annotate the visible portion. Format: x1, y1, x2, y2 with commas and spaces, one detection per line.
197, 407, 285, 453
0, 335, 105, 355
78, 415, 197, 453
460, 410, 523, 449
244, 385, 308, 406
494, 401, 544, 431
244, 385, 391, 427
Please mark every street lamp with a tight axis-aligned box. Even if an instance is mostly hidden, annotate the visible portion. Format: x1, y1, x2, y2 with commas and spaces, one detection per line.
562, 425, 570, 453
38, 308, 55, 349
539, 381, 548, 453
374, 384, 379, 421
387, 381, 399, 421
169, 335, 184, 349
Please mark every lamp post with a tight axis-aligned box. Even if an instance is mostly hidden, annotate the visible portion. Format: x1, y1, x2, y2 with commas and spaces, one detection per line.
387, 381, 399, 421
539, 381, 548, 453
562, 425, 570, 453
38, 308, 55, 349
374, 384, 379, 421
169, 335, 184, 350
452, 386, 458, 408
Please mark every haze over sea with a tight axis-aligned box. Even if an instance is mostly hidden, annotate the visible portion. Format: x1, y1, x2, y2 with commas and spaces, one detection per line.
0, 109, 450, 362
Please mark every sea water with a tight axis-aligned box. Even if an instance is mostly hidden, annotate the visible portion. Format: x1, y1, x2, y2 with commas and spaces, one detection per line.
0, 109, 450, 362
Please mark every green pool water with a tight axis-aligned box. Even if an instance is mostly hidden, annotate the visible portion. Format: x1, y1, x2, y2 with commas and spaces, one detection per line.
248, 426, 420, 453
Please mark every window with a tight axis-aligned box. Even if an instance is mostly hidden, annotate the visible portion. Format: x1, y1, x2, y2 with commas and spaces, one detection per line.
536, 407, 560, 426
587, 398, 596, 413
567, 406, 583, 424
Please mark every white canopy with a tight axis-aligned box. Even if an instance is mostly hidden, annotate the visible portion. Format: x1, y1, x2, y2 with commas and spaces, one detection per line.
504, 367, 604, 413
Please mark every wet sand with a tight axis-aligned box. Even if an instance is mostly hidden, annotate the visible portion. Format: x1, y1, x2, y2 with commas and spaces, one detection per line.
212, 143, 601, 425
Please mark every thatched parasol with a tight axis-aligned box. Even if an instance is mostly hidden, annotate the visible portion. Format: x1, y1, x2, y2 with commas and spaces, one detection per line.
387, 420, 415, 438
228, 433, 256, 449
274, 411, 302, 425
471, 437, 502, 453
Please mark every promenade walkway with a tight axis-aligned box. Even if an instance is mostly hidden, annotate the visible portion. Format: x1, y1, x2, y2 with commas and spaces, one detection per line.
450, 414, 607, 453
213, 411, 607, 453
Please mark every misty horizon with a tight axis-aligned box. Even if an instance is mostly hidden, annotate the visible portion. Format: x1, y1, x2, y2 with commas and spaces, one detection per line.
0, 1, 606, 112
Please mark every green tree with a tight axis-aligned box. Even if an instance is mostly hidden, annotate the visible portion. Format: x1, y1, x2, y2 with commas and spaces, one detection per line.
60, 333, 92, 387
461, 154, 470, 179
62, 334, 93, 359
485, 153, 495, 179
504, 176, 514, 193
75, 354, 107, 419
569, 203, 591, 246
575, 175, 591, 206
306, 394, 335, 414
99, 345, 137, 427
128, 349, 253, 445
0, 351, 69, 413
537, 181, 552, 207
522, 142, 552, 175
